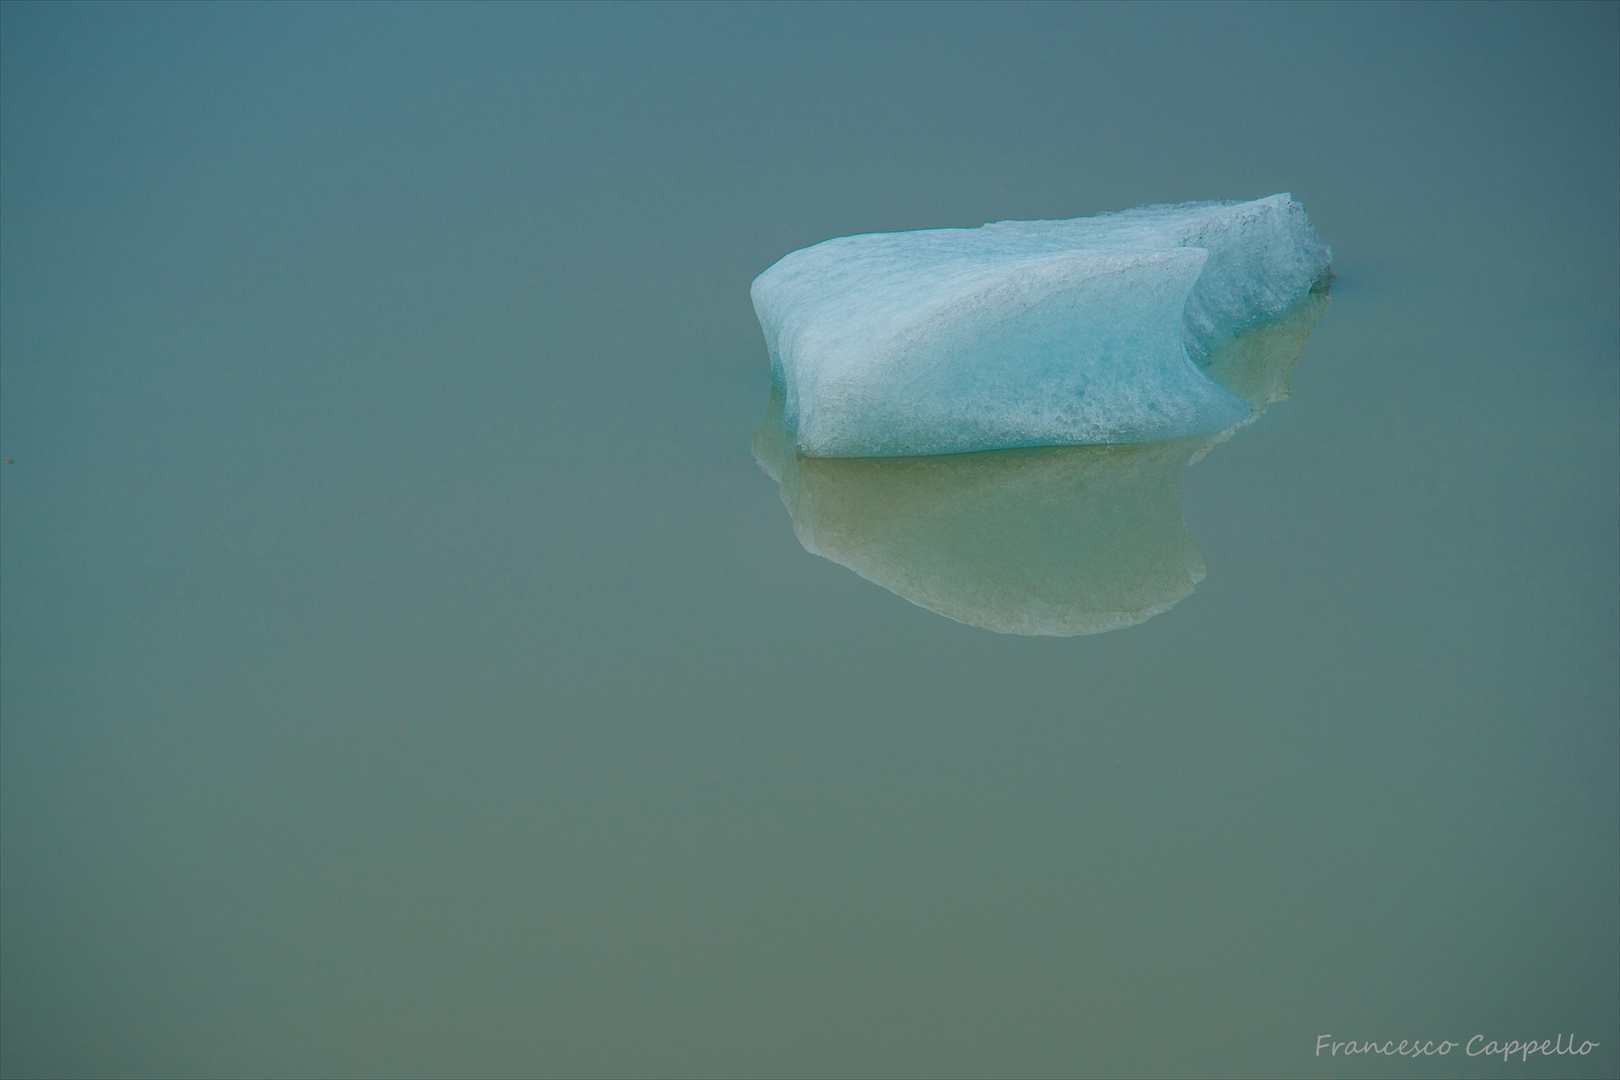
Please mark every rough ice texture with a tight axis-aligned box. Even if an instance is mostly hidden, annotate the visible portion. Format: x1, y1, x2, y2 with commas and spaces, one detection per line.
750, 193, 1331, 457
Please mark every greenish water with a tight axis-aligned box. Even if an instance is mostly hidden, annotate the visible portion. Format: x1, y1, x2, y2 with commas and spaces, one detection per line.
2, 4, 1615, 1077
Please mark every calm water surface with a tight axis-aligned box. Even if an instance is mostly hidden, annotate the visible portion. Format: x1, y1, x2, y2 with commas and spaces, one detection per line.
2, 4, 1615, 1077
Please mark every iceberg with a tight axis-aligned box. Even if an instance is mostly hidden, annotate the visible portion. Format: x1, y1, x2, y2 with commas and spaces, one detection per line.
751, 193, 1332, 458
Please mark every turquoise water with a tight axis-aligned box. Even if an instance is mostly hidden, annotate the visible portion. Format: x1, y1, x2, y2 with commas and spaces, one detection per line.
2, 4, 1615, 1077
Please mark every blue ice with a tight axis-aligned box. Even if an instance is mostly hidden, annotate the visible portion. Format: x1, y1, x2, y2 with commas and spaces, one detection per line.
751, 193, 1332, 457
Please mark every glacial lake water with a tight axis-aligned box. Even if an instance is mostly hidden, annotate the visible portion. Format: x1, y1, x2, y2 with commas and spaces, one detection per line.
2, 5, 1615, 1078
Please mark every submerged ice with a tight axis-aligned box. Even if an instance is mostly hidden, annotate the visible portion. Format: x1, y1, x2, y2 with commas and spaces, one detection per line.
751, 193, 1331, 457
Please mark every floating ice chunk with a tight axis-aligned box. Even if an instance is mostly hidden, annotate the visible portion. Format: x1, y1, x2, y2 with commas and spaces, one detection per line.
751, 193, 1331, 457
